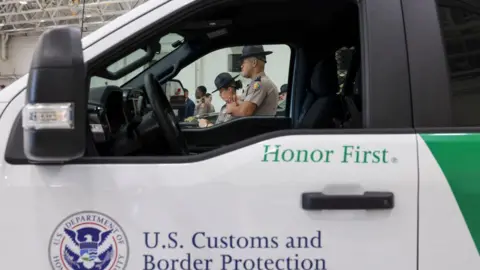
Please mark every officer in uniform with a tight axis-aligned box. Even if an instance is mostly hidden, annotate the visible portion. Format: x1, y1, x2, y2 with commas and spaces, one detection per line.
198, 72, 242, 128
225, 45, 279, 116
194, 86, 215, 116
277, 84, 288, 111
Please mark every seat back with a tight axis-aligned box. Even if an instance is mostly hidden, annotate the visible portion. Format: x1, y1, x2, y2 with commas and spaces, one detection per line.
297, 56, 339, 128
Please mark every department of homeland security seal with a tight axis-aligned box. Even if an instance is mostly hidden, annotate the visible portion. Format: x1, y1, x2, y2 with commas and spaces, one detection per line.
49, 211, 129, 270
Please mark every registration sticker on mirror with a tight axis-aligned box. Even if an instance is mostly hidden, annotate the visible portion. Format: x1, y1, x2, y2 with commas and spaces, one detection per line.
22, 103, 74, 130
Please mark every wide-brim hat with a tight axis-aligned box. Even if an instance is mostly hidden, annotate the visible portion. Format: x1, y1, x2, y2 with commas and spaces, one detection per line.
239, 45, 273, 61
212, 73, 240, 93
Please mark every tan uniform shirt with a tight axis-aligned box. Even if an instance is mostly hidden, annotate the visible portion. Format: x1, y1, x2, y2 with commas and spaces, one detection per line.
195, 102, 215, 116
243, 72, 279, 116
213, 94, 244, 125
215, 104, 233, 124
277, 99, 286, 111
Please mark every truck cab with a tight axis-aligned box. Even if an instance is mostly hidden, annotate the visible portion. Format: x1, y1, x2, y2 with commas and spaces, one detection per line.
0, 0, 479, 269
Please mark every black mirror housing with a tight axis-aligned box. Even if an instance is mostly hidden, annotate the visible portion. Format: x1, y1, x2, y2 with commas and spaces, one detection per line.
23, 26, 87, 163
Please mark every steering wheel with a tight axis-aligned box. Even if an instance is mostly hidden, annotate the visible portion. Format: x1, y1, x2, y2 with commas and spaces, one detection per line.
144, 73, 188, 155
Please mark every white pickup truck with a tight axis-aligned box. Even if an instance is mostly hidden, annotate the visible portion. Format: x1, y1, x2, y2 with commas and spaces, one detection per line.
0, 0, 479, 269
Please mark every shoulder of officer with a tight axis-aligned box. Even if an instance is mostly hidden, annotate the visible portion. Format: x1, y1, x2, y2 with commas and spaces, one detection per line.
257, 74, 276, 91
249, 75, 263, 91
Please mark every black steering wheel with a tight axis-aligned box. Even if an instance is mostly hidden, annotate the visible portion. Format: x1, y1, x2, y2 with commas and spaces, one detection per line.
144, 73, 188, 155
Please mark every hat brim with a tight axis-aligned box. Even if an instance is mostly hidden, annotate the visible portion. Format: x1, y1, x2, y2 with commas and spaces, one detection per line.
212, 74, 240, 93
239, 51, 273, 60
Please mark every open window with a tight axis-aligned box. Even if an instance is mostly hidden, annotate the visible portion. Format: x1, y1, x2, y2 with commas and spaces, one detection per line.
80, 0, 362, 158
168, 44, 292, 126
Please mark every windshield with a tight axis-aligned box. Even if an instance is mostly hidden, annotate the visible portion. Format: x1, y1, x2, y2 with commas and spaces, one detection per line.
90, 33, 183, 88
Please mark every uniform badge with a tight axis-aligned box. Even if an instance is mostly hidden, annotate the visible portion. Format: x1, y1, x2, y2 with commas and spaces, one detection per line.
253, 82, 261, 91
49, 211, 129, 270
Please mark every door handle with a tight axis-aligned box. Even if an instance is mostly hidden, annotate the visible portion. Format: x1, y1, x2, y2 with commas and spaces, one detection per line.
302, 191, 394, 210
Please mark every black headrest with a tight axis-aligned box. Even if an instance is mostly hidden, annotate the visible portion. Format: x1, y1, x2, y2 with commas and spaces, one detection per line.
310, 56, 339, 97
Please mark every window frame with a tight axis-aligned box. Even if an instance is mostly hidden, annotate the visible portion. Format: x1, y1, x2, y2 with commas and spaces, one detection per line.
86, 0, 413, 130
360, 0, 413, 129
401, 0, 454, 128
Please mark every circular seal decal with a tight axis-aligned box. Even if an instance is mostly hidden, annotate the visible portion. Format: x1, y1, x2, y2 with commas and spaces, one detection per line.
49, 211, 129, 270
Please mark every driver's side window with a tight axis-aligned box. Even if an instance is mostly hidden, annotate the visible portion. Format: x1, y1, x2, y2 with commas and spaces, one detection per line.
173, 45, 291, 124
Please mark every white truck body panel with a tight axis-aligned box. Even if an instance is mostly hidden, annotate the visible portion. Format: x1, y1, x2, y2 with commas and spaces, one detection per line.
0, 90, 419, 269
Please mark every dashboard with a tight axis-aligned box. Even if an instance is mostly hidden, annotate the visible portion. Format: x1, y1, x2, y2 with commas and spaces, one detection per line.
88, 85, 149, 143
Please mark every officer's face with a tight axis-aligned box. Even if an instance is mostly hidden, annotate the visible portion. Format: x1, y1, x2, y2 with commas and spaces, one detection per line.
195, 89, 203, 99
241, 58, 255, 78
219, 88, 234, 102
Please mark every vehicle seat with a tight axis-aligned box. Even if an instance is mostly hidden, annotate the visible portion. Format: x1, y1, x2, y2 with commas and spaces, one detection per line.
296, 56, 339, 128
342, 48, 362, 128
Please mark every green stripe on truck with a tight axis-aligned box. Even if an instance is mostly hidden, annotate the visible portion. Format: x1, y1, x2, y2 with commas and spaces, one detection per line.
421, 134, 480, 254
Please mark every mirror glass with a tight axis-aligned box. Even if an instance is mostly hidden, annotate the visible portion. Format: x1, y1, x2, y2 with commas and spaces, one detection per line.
162, 79, 185, 99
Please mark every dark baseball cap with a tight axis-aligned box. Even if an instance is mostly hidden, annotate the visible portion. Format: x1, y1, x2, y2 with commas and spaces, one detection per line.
280, 84, 288, 94
212, 72, 240, 93
239, 45, 273, 62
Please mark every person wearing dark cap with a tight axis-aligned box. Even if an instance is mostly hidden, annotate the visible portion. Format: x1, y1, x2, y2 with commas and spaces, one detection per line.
278, 84, 288, 111
225, 45, 279, 117
198, 72, 242, 128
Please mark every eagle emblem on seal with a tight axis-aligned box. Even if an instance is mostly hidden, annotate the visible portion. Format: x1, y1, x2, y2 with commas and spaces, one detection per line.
63, 228, 114, 270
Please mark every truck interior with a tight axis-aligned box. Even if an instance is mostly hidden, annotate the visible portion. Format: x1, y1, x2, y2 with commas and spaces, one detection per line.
5, 0, 363, 162
84, 0, 362, 157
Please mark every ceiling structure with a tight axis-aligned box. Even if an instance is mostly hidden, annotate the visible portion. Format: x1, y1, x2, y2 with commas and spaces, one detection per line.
0, 0, 149, 36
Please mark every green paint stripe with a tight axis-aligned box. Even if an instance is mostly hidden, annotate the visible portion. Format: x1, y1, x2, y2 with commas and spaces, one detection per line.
421, 133, 480, 254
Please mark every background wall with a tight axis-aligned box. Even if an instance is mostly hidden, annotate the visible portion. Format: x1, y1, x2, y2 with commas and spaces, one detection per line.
0, 35, 38, 86
0, 34, 291, 111
0, 31, 94, 86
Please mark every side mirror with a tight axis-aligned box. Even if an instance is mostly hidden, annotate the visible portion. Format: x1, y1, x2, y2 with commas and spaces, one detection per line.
22, 26, 87, 163
160, 79, 187, 120
161, 79, 186, 98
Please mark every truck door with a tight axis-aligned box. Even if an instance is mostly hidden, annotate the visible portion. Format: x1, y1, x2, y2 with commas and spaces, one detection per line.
0, 91, 419, 270
0, 0, 420, 269
403, 0, 480, 269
